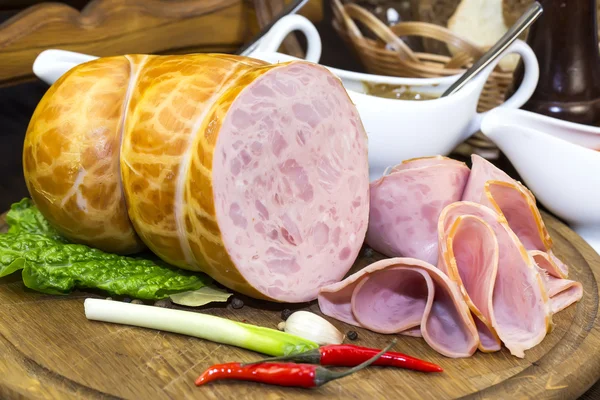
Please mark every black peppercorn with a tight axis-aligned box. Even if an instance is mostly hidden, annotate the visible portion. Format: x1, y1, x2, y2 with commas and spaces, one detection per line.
347, 330, 359, 341
362, 247, 374, 258
231, 297, 244, 309
154, 299, 171, 308
281, 308, 293, 320
123, 297, 132, 303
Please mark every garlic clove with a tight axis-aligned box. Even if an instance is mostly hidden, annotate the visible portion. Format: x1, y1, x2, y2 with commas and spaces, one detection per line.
281, 310, 344, 345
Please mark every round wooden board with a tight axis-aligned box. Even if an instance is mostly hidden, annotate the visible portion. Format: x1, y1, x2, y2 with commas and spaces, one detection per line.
0, 211, 599, 400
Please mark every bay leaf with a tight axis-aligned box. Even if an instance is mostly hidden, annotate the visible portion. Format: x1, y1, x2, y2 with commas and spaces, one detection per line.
169, 286, 232, 307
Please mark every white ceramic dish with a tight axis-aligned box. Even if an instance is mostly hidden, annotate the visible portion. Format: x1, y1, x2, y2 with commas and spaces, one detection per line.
481, 108, 600, 254
32, 14, 539, 181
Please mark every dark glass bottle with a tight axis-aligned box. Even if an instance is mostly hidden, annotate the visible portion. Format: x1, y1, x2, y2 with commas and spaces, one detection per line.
509, 0, 600, 126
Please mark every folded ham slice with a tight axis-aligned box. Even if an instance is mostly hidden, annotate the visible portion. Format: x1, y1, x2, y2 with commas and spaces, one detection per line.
462, 154, 520, 203
438, 213, 502, 352
366, 156, 470, 265
318, 257, 479, 358
530, 250, 583, 313
438, 201, 551, 358
463, 155, 568, 278
389, 155, 469, 173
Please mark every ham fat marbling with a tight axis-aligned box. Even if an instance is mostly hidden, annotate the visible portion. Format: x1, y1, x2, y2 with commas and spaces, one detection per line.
320, 155, 582, 358
23, 54, 369, 303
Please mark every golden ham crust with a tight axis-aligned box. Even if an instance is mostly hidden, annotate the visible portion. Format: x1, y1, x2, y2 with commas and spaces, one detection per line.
23, 53, 301, 300
23, 56, 145, 254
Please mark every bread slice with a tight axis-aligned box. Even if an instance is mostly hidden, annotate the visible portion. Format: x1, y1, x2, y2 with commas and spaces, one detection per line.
448, 0, 519, 71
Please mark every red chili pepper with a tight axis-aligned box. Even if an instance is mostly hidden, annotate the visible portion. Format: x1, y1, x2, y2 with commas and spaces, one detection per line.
321, 344, 443, 372
195, 340, 396, 388
241, 344, 442, 373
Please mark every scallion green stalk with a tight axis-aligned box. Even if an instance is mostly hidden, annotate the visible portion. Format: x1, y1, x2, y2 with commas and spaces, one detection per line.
84, 299, 318, 356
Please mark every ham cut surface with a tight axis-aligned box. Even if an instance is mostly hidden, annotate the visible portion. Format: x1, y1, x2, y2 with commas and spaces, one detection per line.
366, 156, 470, 264
23, 54, 370, 302
318, 258, 479, 358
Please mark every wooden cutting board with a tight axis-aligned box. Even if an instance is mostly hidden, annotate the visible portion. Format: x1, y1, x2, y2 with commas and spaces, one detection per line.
0, 211, 599, 400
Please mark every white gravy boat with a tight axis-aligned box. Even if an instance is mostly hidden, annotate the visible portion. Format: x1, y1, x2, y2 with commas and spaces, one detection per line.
481, 108, 600, 254
32, 14, 539, 181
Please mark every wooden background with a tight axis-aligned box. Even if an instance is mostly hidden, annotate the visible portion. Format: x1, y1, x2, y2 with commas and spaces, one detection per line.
0, 0, 324, 86
0, 211, 599, 399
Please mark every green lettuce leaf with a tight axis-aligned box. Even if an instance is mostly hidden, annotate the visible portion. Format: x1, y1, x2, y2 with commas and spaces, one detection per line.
6, 198, 66, 242
0, 233, 56, 278
1, 199, 211, 300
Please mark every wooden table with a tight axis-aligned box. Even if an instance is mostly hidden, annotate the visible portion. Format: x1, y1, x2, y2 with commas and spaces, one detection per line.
0, 210, 599, 399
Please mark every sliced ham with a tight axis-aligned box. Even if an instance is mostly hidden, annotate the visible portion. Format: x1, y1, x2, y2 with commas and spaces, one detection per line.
462, 154, 519, 203
366, 156, 470, 265
438, 201, 551, 358
401, 327, 423, 337
485, 181, 553, 251
438, 213, 501, 352
390, 155, 469, 173
321, 154, 581, 359
462, 155, 568, 278
530, 251, 583, 313
529, 250, 566, 279
318, 257, 479, 358
547, 252, 571, 279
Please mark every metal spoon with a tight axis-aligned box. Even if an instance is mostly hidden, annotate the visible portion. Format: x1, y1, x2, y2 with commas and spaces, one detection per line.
441, 1, 543, 98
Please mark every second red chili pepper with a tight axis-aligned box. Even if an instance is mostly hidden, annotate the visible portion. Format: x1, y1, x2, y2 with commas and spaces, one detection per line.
241, 343, 443, 372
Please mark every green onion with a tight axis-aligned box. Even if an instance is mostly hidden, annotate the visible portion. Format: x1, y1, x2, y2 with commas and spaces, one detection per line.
84, 299, 318, 356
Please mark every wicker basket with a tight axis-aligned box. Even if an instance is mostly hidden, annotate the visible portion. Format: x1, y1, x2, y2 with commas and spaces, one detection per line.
331, 0, 515, 156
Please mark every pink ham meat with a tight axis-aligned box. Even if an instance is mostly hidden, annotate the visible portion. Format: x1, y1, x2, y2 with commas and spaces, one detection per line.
438, 213, 502, 352
389, 155, 469, 173
462, 154, 520, 203
318, 257, 479, 358
438, 202, 551, 358
366, 156, 470, 265
211, 63, 370, 302
462, 155, 568, 278
530, 251, 583, 313
325, 153, 581, 358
